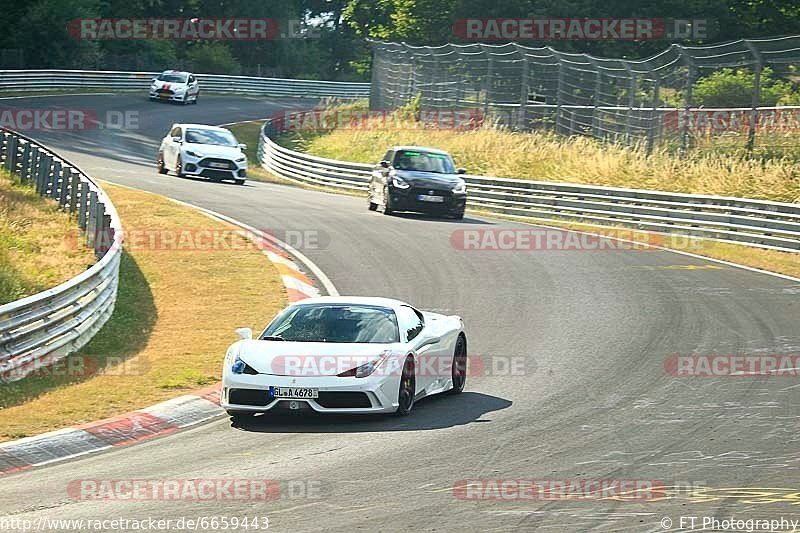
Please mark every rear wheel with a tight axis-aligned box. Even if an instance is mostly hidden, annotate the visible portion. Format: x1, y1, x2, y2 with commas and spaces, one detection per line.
448, 335, 467, 394
395, 356, 415, 416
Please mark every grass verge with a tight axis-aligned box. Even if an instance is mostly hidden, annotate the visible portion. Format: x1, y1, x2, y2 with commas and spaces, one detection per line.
0, 169, 95, 305
0, 183, 286, 441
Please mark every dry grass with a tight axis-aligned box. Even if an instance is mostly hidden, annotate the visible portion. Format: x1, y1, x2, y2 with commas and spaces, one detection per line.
0, 183, 286, 441
0, 170, 96, 305
284, 105, 800, 204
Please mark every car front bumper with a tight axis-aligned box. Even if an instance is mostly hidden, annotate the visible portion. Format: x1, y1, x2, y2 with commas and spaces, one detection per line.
221, 372, 401, 414
389, 187, 467, 215
181, 154, 247, 181
149, 91, 187, 102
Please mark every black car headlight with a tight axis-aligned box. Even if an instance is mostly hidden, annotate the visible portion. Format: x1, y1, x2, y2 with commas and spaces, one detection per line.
453, 181, 467, 194
185, 150, 201, 158
391, 176, 411, 189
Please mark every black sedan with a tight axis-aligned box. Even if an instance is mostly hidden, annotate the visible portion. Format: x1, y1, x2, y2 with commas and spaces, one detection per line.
368, 146, 467, 219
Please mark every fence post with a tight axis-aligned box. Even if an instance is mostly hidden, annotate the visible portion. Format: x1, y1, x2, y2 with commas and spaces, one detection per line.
646, 73, 661, 155
480, 45, 494, 119
744, 40, 763, 152
516, 44, 529, 131
550, 48, 565, 136
673, 44, 696, 158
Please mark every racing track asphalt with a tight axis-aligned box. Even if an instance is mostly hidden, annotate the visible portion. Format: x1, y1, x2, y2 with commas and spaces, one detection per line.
0, 94, 798, 531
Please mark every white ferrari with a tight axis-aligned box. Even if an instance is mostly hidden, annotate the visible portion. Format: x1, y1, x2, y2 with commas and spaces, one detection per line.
221, 297, 467, 420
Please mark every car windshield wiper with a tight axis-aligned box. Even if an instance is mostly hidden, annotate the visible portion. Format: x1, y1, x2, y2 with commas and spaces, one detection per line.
261, 335, 285, 341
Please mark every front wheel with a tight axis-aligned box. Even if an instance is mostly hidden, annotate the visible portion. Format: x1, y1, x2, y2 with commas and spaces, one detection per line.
156, 153, 167, 174
448, 335, 467, 394
227, 410, 256, 424
395, 356, 415, 416
175, 156, 185, 177
235, 179, 245, 185
368, 189, 378, 211
382, 187, 394, 216
192, 93, 199, 105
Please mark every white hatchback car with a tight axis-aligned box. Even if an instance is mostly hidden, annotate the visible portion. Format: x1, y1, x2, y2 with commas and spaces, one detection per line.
149, 70, 199, 104
157, 124, 248, 185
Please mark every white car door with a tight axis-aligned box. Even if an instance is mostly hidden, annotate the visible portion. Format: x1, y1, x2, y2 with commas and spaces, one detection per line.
165, 126, 182, 168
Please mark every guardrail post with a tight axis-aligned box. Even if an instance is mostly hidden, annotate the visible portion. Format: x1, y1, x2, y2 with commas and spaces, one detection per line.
68, 170, 80, 213
4, 135, 18, 172
19, 141, 31, 183
49, 160, 62, 199
0, 132, 6, 165
59, 166, 71, 208
96, 213, 112, 256
36, 153, 51, 195
29, 146, 40, 187
744, 40, 763, 153
86, 190, 98, 248
78, 181, 90, 230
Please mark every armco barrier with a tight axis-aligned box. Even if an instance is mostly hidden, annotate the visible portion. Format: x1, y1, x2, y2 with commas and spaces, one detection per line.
0, 70, 370, 99
257, 120, 800, 252
0, 128, 122, 382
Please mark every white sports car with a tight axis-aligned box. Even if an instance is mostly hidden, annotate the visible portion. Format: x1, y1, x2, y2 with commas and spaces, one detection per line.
221, 297, 467, 420
157, 123, 248, 184
148, 70, 199, 104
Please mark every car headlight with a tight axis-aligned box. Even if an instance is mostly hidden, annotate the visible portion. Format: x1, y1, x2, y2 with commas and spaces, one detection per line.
337, 351, 391, 378
235, 156, 246, 162
231, 354, 257, 375
391, 176, 410, 189
453, 181, 467, 194
173, 87, 185, 93
185, 150, 201, 158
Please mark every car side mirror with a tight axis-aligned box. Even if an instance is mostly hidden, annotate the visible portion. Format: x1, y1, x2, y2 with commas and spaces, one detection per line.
379, 160, 390, 168
238, 143, 247, 151
171, 136, 182, 143
235, 327, 253, 340
457, 168, 466, 174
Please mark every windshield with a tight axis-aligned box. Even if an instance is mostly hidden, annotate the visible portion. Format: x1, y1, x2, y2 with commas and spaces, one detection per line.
393, 150, 455, 173
185, 129, 238, 147
157, 73, 188, 83
261, 304, 400, 343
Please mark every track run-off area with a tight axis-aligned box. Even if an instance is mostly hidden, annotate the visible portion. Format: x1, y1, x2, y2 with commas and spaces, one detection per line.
0, 94, 798, 531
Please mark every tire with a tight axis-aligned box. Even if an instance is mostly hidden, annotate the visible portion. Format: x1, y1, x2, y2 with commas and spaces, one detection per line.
448, 335, 467, 395
227, 410, 256, 423
192, 93, 199, 105
395, 356, 415, 416
156, 153, 167, 174
181, 95, 189, 105
175, 156, 185, 177
368, 189, 378, 211
382, 186, 394, 216
235, 179, 245, 185
452, 210, 465, 220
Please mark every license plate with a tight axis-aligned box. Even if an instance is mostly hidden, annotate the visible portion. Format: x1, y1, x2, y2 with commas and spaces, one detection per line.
209, 162, 229, 168
417, 194, 444, 203
159, 94, 169, 99
269, 386, 318, 399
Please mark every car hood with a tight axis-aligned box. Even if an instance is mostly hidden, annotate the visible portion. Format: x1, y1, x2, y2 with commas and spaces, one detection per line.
183, 143, 242, 159
232, 340, 399, 376
152, 79, 188, 90
394, 170, 464, 189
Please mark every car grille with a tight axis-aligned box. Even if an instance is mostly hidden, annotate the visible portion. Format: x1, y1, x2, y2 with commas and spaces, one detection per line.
200, 169, 234, 180
409, 187, 453, 198
199, 158, 235, 169
315, 392, 372, 409
229, 388, 270, 406
155, 89, 174, 95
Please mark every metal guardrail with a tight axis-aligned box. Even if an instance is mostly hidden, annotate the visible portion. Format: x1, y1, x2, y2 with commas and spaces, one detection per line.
257, 119, 800, 252
0, 70, 370, 99
0, 128, 122, 382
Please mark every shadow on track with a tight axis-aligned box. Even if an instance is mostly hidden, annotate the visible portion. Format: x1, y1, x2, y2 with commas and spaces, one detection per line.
229, 391, 511, 433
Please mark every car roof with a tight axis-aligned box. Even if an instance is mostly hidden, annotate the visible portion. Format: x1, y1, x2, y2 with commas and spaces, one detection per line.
290, 296, 412, 312
172, 124, 231, 132
161, 70, 191, 76
392, 145, 451, 156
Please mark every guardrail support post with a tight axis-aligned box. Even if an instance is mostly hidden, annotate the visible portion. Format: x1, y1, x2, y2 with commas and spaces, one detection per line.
86, 190, 98, 248
69, 170, 80, 213
59, 166, 71, 208
19, 142, 31, 183
49, 160, 61, 199
4, 135, 17, 172
78, 181, 90, 229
